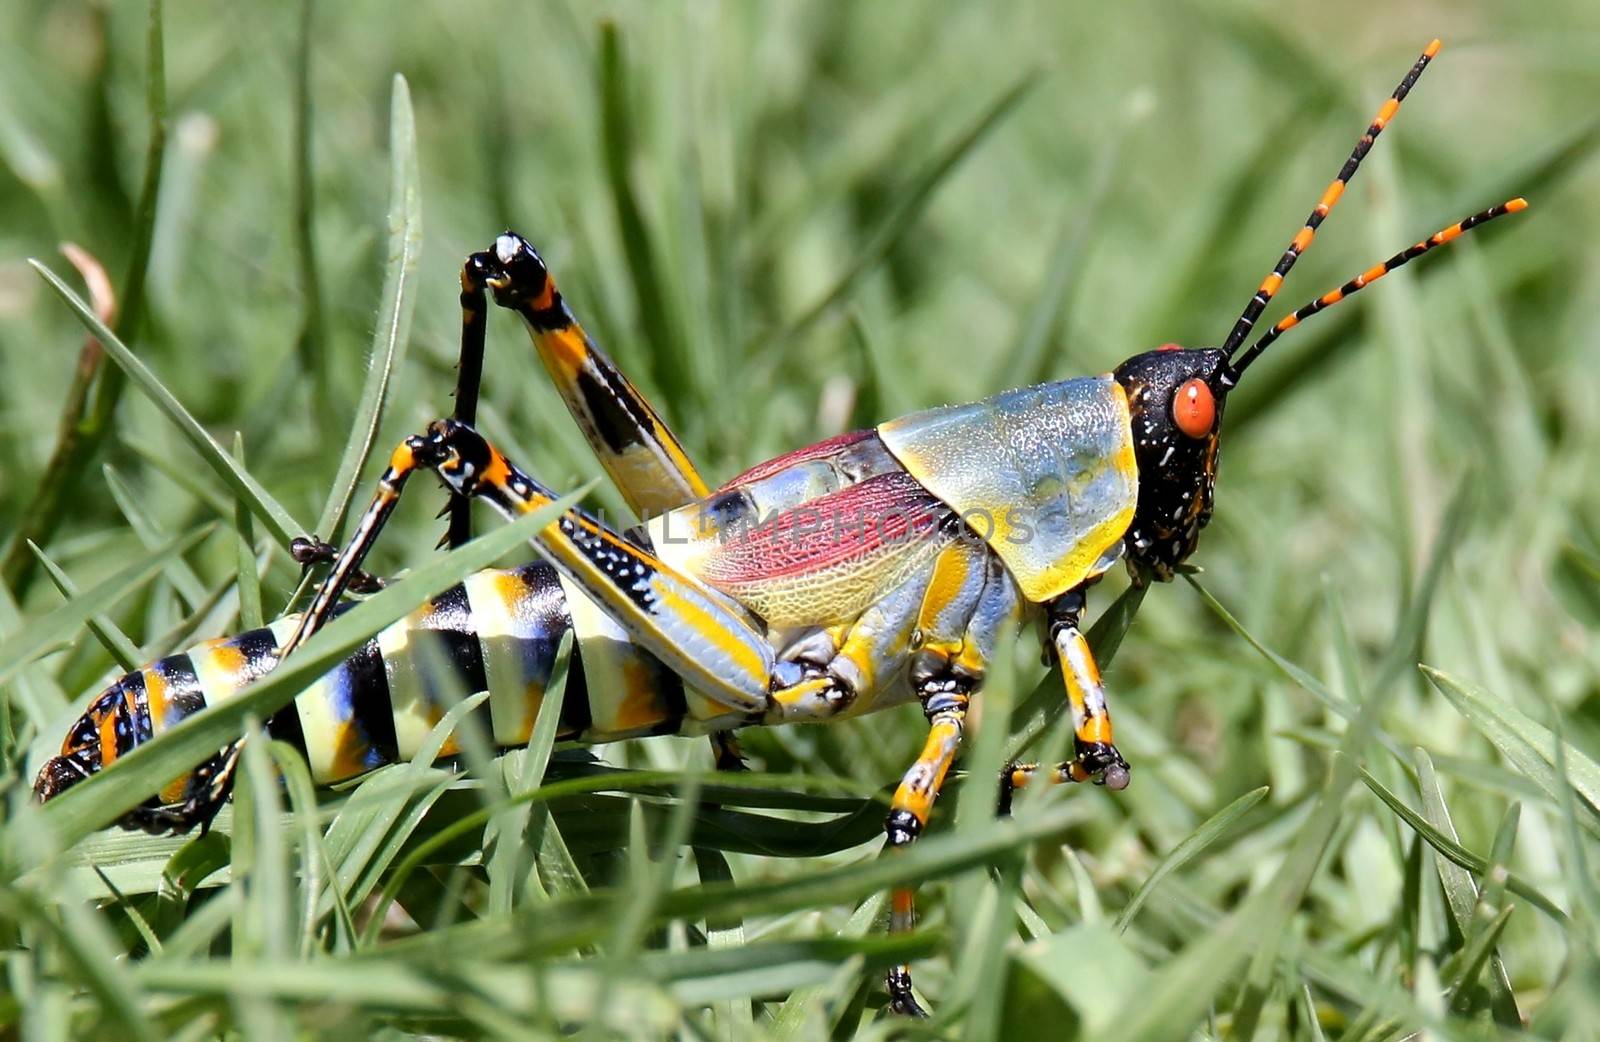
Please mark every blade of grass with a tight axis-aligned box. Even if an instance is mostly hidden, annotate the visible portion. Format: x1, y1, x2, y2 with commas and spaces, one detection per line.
104, 464, 208, 609
769, 894, 887, 1040
487, 629, 572, 912
0, 525, 210, 690
342, 693, 491, 916
312, 75, 421, 545
1414, 749, 1520, 1025
690, 846, 753, 1035
598, 22, 692, 409
31, 260, 304, 547
29, 486, 583, 850
231, 433, 263, 631
264, 741, 337, 959
28, 541, 142, 671
1424, 665, 1600, 828
291, 0, 329, 424
1112, 571, 1397, 1042
377, 799, 1087, 963
1358, 764, 1568, 925
0, 0, 166, 596
1114, 785, 1268, 933
1442, 905, 1515, 1012
763, 72, 1036, 351
0, 889, 163, 1042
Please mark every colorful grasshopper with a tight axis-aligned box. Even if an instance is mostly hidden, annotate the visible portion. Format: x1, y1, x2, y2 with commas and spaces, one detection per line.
34, 39, 1524, 1015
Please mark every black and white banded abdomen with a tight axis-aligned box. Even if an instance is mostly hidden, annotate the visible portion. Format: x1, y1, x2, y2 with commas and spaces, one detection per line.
34, 562, 693, 805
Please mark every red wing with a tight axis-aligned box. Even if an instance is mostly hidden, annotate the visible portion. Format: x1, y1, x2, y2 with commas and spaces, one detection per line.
697, 472, 953, 627
717, 429, 875, 490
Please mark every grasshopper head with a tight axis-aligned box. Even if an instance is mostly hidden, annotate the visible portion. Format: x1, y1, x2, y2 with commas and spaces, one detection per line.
1114, 346, 1233, 583
1106, 39, 1529, 584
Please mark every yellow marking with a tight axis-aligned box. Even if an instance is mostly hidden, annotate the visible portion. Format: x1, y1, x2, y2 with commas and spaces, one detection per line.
379, 607, 450, 761
920, 545, 974, 628
98, 713, 120, 767
293, 674, 347, 784
650, 582, 768, 684
1437, 223, 1462, 244
890, 718, 962, 824
510, 489, 766, 707
1291, 226, 1315, 254
529, 277, 558, 312
614, 658, 668, 732
529, 322, 710, 513
1258, 272, 1283, 297
1360, 263, 1386, 284
330, 720, 378, 781
1373, 97, 1401, 129
482, 447, 513, 490
467, 569, 545, 746
187, 642, 250, 727
1424, 38, 1442, 59
1007, 382, 1137, 602
1319, 179, 1345, 211
141, 667, 169, 736
651, 421, 711, 499
1321, 289, 1344, 306
1276, 313, 1300, 332
536, 326, 590, 382
1506, 197, 1528, 213
387, 442, 416, 473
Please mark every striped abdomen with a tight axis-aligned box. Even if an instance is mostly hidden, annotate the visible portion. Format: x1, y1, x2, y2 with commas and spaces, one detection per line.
33, 562, 690, 810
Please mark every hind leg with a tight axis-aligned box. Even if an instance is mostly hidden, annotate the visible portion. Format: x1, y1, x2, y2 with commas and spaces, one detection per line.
456, 234, 743, 763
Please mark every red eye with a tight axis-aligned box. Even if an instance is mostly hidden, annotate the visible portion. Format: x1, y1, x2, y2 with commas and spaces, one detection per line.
1173, 378, 1215, 438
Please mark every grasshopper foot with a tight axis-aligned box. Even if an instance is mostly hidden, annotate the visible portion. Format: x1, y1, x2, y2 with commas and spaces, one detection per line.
886, 965, 928, 1017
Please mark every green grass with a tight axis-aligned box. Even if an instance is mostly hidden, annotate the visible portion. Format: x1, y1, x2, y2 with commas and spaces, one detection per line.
3, 1, 1599, 1038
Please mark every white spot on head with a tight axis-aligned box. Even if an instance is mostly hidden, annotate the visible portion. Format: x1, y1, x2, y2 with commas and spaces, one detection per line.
495, 234, 521, 264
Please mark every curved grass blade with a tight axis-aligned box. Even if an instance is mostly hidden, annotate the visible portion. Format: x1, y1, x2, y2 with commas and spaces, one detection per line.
104, 464, 208, 609
0, 888, 162, 1042
0, 0, 166, 596
313, 75, 421, 545
1115, 785, 1269, 933
1414, 749, 1520, 1024
30, 260, 304, 548
769, 893, 886, 1040
376, 799, 1085, 964
1359, 764, 1568, 925
231, 433, 264, 631
764, 73, 1036, 351
488, 629, 572, 912
0, 526, 210, 690
29, 488, 582, 850
264, 740, 338, 959
28, 541, 142, 671
1423, 665, 1600, 828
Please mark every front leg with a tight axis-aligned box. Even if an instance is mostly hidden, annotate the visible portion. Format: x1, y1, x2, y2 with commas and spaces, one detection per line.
1001, 586, 1129, 810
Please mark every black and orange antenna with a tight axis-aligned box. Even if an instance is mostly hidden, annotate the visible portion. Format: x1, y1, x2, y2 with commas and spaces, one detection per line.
1218, 38, 1443, 361
1228, 197, 1528, 376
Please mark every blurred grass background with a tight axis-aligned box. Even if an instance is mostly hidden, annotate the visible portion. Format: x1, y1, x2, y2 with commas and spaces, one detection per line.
1, 0, 1598, 1038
